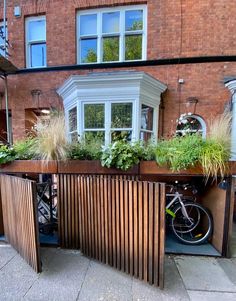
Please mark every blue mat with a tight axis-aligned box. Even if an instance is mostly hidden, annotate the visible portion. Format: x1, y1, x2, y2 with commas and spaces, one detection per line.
0, 235, 5, 241
39, 232, 58, 245
165, 232, 221, 256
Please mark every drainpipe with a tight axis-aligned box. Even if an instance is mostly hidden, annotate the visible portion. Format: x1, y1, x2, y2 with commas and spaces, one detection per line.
225, 80, 236, 161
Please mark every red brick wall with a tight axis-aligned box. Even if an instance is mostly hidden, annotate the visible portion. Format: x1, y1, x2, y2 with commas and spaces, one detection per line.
0, 0, 234, 141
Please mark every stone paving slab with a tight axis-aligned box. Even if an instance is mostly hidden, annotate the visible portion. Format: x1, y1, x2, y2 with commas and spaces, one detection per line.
217, 258, 236, 286
0, 253, 39, 300
132, 256, 190, 301
0, 243, 17, 270
174, 256, 236, 292
24, 249, 90, 301
1, 245, 236, 301
78, 260, 133, 301
188, 290, 236, 301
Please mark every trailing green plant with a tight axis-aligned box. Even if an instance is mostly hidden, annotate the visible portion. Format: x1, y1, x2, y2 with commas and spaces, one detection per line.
0, 145, 16, 164
13, 138, 36, 160
155, 134, 204, 171
32, 112, 69, 161
101, 140, 152, 171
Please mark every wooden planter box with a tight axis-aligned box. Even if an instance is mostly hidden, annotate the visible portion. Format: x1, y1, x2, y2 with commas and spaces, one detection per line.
0, 160, 58, 174
140, 161, 204, 176
58, 160, 139, 175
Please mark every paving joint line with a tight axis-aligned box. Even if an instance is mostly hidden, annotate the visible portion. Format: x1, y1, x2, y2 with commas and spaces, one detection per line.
0, 253, 17, 271
76, 259, 91, 301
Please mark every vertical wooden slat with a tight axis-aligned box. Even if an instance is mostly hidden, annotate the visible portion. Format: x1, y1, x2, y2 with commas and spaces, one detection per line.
120, 179, 125, 272
57, 175, 165, 288
116, 178, 121, 270
133, 180, 139, 278
138, 182, 143, 280
129, 181, 134, 276
153, 183, 160, 286
0, 175, 41, 273
148, 183, 154, 284
143, 181, 148, 282
111, 178, 116, 268
159, 183, 166, 289
0, 189, 4, 235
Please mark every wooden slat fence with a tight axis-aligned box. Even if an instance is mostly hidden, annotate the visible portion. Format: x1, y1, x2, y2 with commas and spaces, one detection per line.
0, 191, 4, 235
0, 175, 41, 273
58, 174, 165, 287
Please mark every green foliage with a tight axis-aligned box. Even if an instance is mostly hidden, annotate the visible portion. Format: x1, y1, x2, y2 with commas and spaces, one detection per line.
200, 139, 230, 180
0, 145, 16, 164
156, 135, 204, 171
13, 138, 36, 160
101, 140, 153, 171
67, 137, 103, 161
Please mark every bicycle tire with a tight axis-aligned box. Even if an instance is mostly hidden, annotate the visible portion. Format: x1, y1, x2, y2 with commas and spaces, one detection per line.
170, 202, 213, 245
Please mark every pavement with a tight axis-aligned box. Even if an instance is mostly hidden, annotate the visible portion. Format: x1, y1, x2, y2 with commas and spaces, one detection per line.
1, 242, 236, 301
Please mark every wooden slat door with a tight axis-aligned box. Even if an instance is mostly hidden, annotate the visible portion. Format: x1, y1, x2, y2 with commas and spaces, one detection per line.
58, 175, 166, 288
0, 175, 41, 273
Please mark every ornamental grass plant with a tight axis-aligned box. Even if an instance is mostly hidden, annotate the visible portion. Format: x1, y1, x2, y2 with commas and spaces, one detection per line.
200, 111, 232, 179
32, 112, 68, 161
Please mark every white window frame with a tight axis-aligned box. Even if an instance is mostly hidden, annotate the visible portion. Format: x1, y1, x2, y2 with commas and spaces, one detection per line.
176, 114, 206, 138
68, 106, 78, 142
0, 21, 8, 57
81, 99, 134, 145
77, 5, 147, 64
25, 15, 46, 68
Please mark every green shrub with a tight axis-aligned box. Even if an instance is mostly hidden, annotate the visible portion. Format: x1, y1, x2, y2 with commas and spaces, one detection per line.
0, 145, 16, 164
67, 139, 102, 161
101, 140, 151, 171
13, 138, 36, 160
155, 135, 203, 171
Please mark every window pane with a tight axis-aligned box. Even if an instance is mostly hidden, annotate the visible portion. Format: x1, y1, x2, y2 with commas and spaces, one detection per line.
111, 103, 132, 128
0, 24, 7, 56
176, 116, 203, 136
70, 132, 78, 142
69, 107, 77, 132
111, 130, 132, 142
125, 10, 143, 31
84, 131, 105, 143
84, 104, 105, 129
102, 12, 120, 33
80, 14, 97, 35
125, 35, 142, 60
141, 105, 154, 131
103, 37, 119, 62
140, 131, 152, 141
30, 43, 46, 67
80, 39, 97, 63
28, 19, 46, 41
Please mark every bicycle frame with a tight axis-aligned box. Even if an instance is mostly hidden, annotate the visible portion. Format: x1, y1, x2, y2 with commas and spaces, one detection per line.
166, 192, 195, 225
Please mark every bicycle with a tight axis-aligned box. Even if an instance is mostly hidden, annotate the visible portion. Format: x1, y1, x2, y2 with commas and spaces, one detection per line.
37, 179, 58, 235
166, 183, 213, 245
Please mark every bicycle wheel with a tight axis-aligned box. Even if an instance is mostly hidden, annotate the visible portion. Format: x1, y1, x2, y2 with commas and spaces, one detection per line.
170, 202, 213, 245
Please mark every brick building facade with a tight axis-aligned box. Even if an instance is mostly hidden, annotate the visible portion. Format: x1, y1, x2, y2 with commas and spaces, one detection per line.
0, 0, 235, 151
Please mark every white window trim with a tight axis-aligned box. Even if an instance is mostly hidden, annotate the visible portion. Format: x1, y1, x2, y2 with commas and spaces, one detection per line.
81, 100, 134, 145
77, 5, 147, 64
25, 15, 46, 68
176, 114, 206, 138
68, 106, 78, 142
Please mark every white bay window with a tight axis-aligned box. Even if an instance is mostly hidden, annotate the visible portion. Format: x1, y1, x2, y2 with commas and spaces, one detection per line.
57, 72, 167, 145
